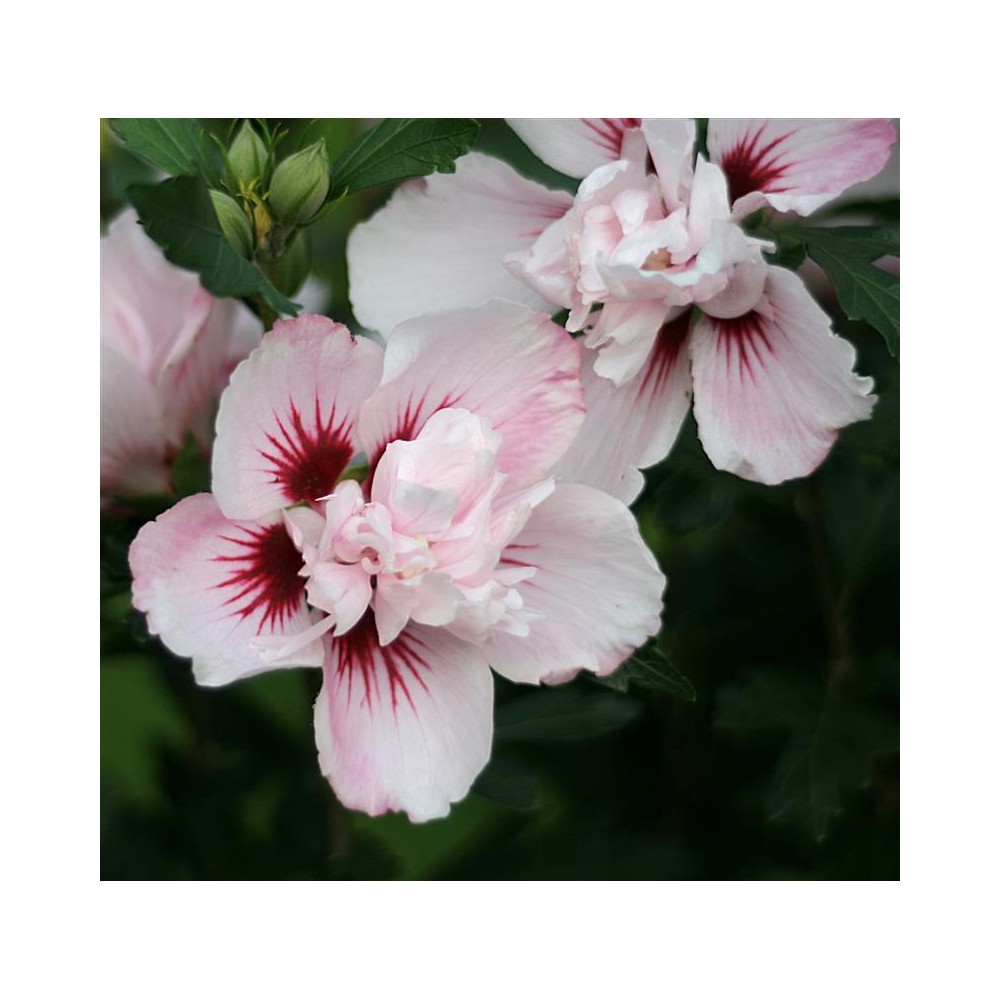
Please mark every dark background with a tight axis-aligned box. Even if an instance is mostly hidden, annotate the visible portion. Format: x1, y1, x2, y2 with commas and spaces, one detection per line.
101, 120, 899, 880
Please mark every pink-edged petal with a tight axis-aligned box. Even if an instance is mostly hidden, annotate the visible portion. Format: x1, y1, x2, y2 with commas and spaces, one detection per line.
690, 266, 876, 484
101, 345, 171, 496
213, 314, 383, 520
708, 118, 897, 219
347, 153, 572, 334
129, 493, 323, 688
359, 301, 585, 493
483, 483, 665, 683
315, 615, 493, 822
507, 119, 642, 178
555, 316, 693, 503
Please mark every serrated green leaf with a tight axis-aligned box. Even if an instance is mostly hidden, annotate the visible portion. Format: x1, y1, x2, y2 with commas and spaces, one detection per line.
792, 225, 899, 356
496, 686, 642, 743
109, 118, 216, 180
603, 645, 697, 701
716, 668, 898, 841
127, 176, 298, 315
328, 118, 480, 197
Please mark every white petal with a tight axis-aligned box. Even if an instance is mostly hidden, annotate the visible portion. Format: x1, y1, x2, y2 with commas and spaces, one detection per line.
507, 119, 642, 178
359, 301, 584, 494
347, 153, 572, 333
315, 620, 493, 822
708, 119, 897, 218
129, 494, 323, 687
555, 318, 693, 503
690, 267, 876, 484
212, 314, 383, 520
483, 483, 665, 683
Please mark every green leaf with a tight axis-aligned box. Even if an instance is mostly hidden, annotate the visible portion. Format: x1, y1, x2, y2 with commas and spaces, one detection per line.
625, 646, 697, 701
109, 118, 216, 180
328, 118, 480, 197
496, 686, 642, 743
791, 225, 899, 356
716, 668, 898, 841
127, 176, 298, 315
472, 757, 539, 810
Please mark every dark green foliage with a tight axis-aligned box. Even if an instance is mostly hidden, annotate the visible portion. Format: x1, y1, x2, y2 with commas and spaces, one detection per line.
328, 119, 480, 197
109, 118, 218, 181
765, 225, 900, 356
128, 176, 298, 314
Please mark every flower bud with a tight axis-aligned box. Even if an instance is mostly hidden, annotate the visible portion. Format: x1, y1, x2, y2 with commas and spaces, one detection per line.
228, 121, 268, 189
268, 140, 330, 226
210, 189, 254, 258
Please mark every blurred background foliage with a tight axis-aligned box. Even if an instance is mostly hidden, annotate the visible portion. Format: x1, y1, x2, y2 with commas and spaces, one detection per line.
101, 120, 899, 880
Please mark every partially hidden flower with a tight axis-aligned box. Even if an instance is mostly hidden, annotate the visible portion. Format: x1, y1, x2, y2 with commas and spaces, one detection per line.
348, 118, 896, 496
129, 306, 666, 821
101, 209, 261, 497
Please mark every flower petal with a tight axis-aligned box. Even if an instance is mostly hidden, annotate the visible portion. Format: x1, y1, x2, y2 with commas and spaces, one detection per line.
129, 494, 323, 687
555, 316, 693, 503
315, 616, 493, 821
213, 314, 384, 520
483, 483, 665, 683
507, 119, 642, 178
690, 267, 876, 484
100, 345, 171, 496
359, 301, 584, 493
708, 118, 897, 218
347, 153, 572, 334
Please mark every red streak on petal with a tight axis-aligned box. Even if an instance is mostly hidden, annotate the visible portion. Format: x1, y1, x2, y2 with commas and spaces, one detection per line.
714, 311, 774, 386
719, 123, 794, 205
259, 395, 352, 504
367, 391, 456, 485
334, 612, 431, 715
640, 311, 691, 395
214, 522, 306, 632
583, 118, 642, 157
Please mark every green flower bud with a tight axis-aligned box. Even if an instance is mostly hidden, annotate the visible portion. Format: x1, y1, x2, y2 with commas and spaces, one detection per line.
210, 189, 254, 258
228, 121, 268, 189
268, 140, 330, 226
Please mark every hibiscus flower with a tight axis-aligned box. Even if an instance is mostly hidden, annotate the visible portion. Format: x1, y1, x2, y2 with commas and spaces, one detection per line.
348, 118, 896, 496
129, 306, 665, 821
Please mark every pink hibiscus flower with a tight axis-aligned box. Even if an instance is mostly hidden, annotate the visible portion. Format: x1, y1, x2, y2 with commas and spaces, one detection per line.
101, 209, 261, 497
348, 118, 896, 497
129, 306, 666, 821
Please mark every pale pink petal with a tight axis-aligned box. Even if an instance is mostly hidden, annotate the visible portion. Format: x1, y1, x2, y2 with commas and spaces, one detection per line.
359, 301, 584, 493
347, 153, 572, 334
690, 266, 875, 484
101, 345, 172, 496
588, 300, 672, 385
129, 494, 324, 688
315, 617, 493, 821
507, 119, 642, 178
157, 295, 253, 450
101, 209, 206, 377
555, 317, 693, 503
483, 483, 665, 683
708, 119, 897, 218
640, 119, 696, 211
212, 314, 383, 520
